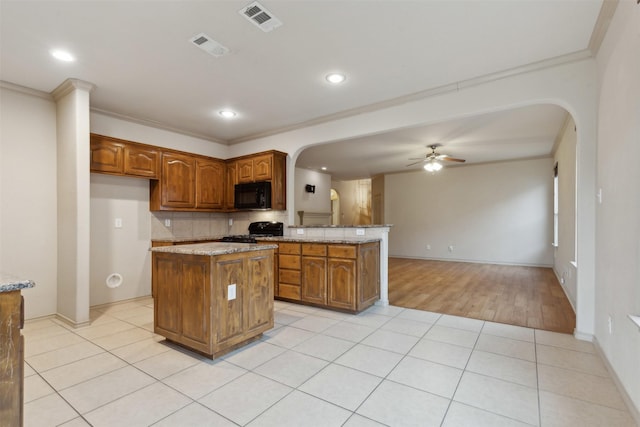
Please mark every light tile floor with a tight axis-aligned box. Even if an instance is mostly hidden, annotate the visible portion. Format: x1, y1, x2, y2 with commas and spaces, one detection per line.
22, 298, 637, 427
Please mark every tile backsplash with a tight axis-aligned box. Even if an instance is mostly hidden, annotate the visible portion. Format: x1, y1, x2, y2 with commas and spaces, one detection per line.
150, 211, 289, 240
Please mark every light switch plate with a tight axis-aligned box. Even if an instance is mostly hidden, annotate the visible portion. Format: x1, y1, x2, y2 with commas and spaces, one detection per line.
115, 218, 122, 228
228, 284, 236, 300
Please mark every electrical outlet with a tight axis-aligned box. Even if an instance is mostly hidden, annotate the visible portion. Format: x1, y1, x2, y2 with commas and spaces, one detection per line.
164, 219, 171, 227
115, 218, 122, 228
228, 284, 236, 301
608, 315, 613, 334
356, 228, 365, 236
426, 244, 431, 250
296, 228, 305, 235
229, 218, 233, 226
448, 245, 454, 252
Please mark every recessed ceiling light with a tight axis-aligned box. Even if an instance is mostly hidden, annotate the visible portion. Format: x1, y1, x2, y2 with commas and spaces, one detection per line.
325, 73, 346, 84
321, 167, 327, 171
50, 50, 75, 62
219, 110, 237, 119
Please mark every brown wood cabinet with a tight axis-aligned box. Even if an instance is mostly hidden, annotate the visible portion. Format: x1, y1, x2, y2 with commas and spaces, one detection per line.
90, 134, 159, 178
150, 152, 225, 212
196, 158, 225, 209
224, 160, 238, 210
0, 291, 25, 426
228, 151, 287, 210
277, 242, 302, 300
153, 248, 274, 358
275, 241, 380, 313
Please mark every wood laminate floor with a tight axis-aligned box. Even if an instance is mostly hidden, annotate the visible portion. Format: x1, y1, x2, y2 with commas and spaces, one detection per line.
388, 258, 576, 334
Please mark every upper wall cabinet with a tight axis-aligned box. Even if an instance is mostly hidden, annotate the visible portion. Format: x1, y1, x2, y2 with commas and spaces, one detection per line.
90, 134, 159, 179
230, 151, 287, 211
150, 152, 225, 212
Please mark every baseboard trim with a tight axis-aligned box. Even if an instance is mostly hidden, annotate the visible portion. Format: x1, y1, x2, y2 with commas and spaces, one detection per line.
389, 255, 552, 268
592, 336, 640, 426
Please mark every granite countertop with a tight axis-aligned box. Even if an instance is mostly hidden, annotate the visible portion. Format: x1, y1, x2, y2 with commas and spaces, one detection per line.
150, 242, 278, 256
0, 272, 36, 293
255, 236, 381, 244
288, 224, 393, 228
152, 235, 225, 243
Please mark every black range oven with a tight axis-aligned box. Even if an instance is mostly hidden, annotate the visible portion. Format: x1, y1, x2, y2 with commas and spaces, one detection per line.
220, 221, 284, 243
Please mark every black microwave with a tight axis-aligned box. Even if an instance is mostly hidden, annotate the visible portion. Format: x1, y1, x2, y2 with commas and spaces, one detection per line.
234, 181, 272, 210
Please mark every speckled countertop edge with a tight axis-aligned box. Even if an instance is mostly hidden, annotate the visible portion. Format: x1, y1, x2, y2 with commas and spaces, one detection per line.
287, 224, 393, 228
0, 272, 35, 293
255, 236, 381, 244
152, 235, 226, 243
150, 242, 278, 256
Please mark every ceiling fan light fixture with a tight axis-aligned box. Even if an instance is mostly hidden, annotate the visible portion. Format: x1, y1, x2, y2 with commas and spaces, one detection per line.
424, 161, 442, 172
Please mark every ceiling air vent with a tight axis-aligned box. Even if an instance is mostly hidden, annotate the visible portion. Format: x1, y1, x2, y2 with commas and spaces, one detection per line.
189, 33, 229, 57
239, 2, 282, 32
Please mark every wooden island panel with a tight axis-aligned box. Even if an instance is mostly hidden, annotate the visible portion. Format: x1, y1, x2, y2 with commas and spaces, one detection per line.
153, 247, 274, 358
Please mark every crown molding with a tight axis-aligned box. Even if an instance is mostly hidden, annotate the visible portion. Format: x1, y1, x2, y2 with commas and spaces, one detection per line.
588, 0, 619, 55
51, 78, 95, 101
0, 80, 53, 100
90, 108, 229, 145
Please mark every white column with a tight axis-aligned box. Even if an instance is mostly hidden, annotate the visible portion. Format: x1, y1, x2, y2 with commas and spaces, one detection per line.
52, 79, 94, 326
377, 227, 390, 306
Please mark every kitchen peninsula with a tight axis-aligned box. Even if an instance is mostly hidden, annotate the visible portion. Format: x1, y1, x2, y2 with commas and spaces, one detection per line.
151, 242, 277, 358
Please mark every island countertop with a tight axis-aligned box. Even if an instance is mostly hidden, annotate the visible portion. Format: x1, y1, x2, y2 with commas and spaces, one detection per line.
0, 272, 35, 293
150, 242, 278, 256
255, 236, 381, 244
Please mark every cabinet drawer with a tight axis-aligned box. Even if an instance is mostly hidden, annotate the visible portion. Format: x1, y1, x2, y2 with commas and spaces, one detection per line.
327, 245, 357, 259
302, 243, 327, 256
279, 254, 301, 269
278, 284, 301, 300
279, 269, 301, 285
279, 243, 301, 254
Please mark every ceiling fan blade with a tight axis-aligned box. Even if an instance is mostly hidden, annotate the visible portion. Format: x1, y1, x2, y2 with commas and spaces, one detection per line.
406, 160, 425, 167
408, 157, 425, 160
441, 156, 466, 163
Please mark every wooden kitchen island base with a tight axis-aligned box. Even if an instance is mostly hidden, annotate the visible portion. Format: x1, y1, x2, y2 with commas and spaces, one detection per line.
152, 243, 276, 359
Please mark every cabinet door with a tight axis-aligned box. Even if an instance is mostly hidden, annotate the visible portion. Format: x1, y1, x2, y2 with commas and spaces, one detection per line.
245, 251, 274, 333
358, 243, 380, 309
196, 159, 225, 209
328, 258, 357, 311
213, 256, 245, 346
124, 145, 159, 178
153, 253, 182, 340
225, 161, 238, 210
301, 256, 327, 305
237, 158, 254, 183
90, 137, 123, 173
271, 152, 286, 210
252, 154, 273, 181
161, 153, 196, 208
180, 257, 211, 353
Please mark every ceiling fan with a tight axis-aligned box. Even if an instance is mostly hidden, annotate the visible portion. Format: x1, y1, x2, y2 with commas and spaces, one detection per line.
407, 145, 466, 171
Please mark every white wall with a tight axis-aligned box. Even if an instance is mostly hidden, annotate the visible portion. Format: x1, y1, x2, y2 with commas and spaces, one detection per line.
595, 1, 640, 416
90, 174, 151, 306
553, 117, 577, 308
294, 168, 331, 225
385, 158, 553, 266
0, 86, 58, 318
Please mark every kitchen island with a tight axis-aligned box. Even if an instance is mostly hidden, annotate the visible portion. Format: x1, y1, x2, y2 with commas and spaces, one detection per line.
151, 242, 277, 358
